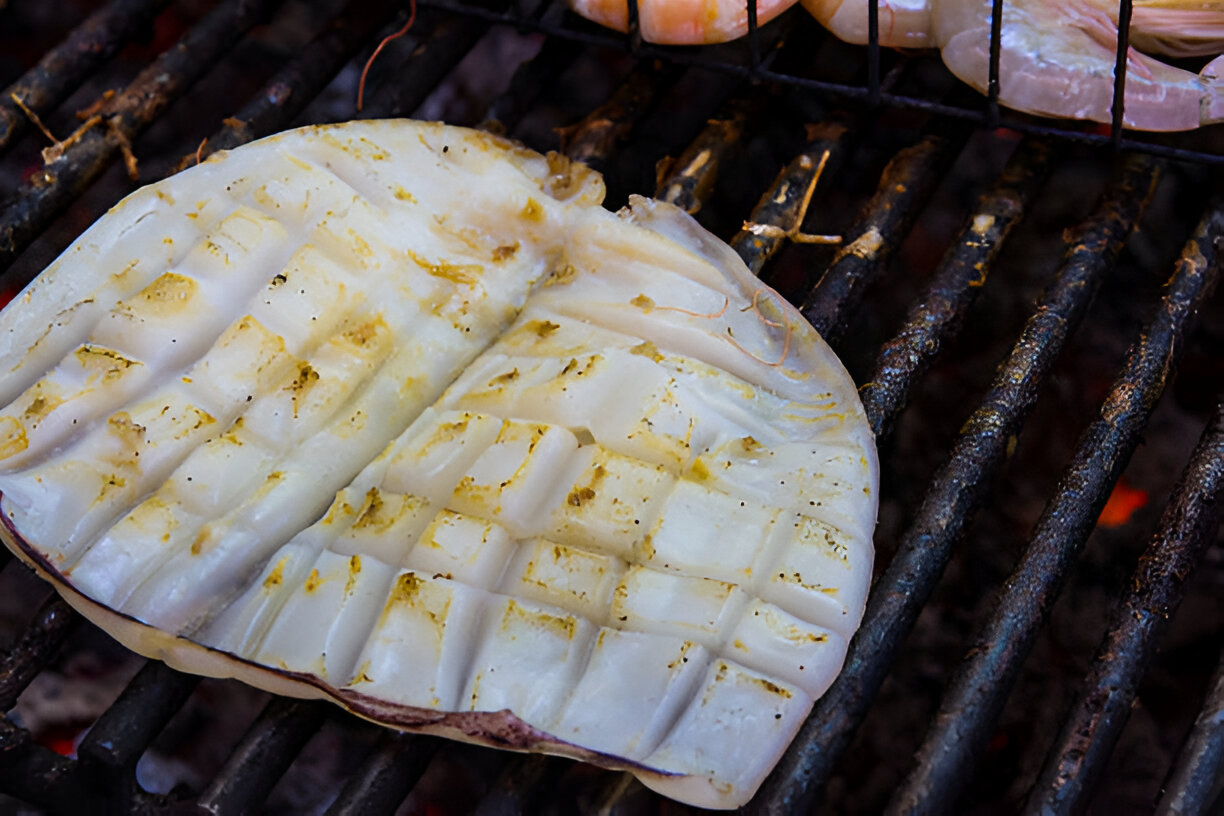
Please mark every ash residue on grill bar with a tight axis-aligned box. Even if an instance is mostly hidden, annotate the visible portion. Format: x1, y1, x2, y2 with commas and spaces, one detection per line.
1, 1, 1223, 814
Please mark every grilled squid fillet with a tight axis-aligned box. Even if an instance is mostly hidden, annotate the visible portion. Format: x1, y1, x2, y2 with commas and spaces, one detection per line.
0, 120, 877, 809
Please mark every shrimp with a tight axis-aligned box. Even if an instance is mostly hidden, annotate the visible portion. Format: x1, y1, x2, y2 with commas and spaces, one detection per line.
565, 0, 800, 44
570, 0, 1224, 130
803, 0, 1224, 129
931, 0, 1224, 131
800, 0, 935, 47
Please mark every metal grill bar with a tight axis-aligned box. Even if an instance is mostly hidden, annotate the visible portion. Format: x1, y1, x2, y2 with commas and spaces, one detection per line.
358, 8, 496, 121
1110, 0, 1134, 145
749, 153, 1161, 815
858, 137, 1055, 438
626, 0, 641, 44
558, 59, 684, 169
654, 99, 754, 214
0, 591, 75, 713
730, 120, 850, 276
196, 697, 328, 815
801, 132, 963, 343
76, 662, 199, 782
887, 195, 1224, 816
324, 732, 440, 816
985, 0, 1003, 128
1027, 397, 1224, 814
186, 0, 403, 168
479, 36, 583, 134
867, 0, 880, 106
0, 0, 168, 157
1157, 644, 1224, 816
474, 753, 567, 815
0, 0, 284, 276
0, 717, 93, 813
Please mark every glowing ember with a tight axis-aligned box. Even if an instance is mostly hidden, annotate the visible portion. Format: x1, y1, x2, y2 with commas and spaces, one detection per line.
1098, 477, 1149, 528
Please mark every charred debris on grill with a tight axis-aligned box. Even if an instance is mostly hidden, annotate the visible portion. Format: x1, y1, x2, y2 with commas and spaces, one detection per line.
0, 1, 1223, 815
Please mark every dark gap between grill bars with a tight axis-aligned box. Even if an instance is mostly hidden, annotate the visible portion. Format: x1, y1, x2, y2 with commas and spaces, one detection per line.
0, 2, 1220, 814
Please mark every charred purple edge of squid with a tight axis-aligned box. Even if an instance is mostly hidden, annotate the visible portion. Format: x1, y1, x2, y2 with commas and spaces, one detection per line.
0, 489, 680, 779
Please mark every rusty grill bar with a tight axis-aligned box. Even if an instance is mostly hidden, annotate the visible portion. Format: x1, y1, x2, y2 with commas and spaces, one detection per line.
0, 1, 1221, 814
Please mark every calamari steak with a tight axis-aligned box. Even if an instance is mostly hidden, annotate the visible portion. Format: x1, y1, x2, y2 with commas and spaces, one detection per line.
0, 120, 877, 809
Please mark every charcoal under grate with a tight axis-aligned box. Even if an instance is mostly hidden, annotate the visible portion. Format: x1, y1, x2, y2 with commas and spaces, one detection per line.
0, 1, 1221, 814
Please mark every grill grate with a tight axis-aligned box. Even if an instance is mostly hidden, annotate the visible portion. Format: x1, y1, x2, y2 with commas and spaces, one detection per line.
751, 149, 1168, 816
885, 195, 1224, 815
0, 0, 169, 156
1033, 399, 1224, 814
0, 1, 1221, 814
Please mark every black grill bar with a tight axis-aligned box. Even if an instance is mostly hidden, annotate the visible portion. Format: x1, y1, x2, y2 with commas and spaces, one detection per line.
196, 697, 328, 815
730, 120, 850, 277
479, 36, 584, 134
625, 0, 641, 45
866, 0, 880, 107
0, 0, 168, 157
0, 717, 93, 813
749, 153, 1161, 816
745, 0, 761, 69
0, 0, 284, 277
474, 753, 567, 815
184, 0, 403, 169
886, 195, 1224, 816
800, 132, 963, 343
1109, 0, 1134, 145
858, 137, 1055, 439
654, 99, 754, 214
985, 0, 1003, 129
358, 8, 496, 121
1027, 397, 1224, 814
324, 731, 440, 816
558, 59, 685, 170
75, 662, 199, 786
1157, 644, 1224, 816
0, 591, 75, 712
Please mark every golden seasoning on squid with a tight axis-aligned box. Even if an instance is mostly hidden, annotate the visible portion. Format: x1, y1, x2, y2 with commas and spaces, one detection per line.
0, 120, 878, 809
